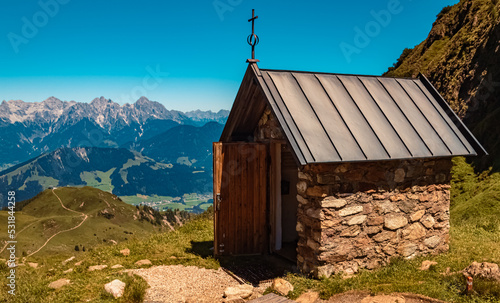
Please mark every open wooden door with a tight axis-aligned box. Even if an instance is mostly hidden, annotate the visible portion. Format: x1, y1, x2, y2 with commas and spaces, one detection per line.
213, 142, 268, 256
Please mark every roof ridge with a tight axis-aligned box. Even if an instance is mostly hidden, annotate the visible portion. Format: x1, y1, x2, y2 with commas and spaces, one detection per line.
260, 68, 416, 80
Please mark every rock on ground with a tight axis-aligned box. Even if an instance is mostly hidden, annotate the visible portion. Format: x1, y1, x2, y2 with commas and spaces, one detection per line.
296, 291, 320, 303
419, 260, 438, 271
88, 265, 108, 271
48, 278, 70, 289
62, 256, 75, 265
224, 284, 254, 299
111, 264, 124, 269
135, 259, 152, 266
28, 262, 38, 268
120, 248, 130, 256
104, 279, 126, 298
272, 278, 294, 296
463, 261, 500, 281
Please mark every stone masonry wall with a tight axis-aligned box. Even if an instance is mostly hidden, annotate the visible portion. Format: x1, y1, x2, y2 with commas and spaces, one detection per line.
296, 159, 452, 278
254, 107, 284, 142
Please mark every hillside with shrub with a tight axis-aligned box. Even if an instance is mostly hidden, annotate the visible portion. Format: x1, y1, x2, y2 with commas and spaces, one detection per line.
385, 0, 500, 171
0, 187, 191, 258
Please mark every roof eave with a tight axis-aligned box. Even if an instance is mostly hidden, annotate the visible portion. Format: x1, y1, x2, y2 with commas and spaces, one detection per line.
418, 73, 488, 157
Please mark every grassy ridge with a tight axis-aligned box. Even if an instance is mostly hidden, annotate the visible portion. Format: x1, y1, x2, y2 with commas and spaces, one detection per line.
0, 209, 216, 302
0, 187, 163, 258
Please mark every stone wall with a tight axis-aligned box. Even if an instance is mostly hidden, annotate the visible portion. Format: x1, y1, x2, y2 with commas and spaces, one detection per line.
296, 159, 452, 277
254, 107, 284, 142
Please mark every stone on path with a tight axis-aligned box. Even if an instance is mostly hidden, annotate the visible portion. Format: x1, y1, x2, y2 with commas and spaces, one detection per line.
111, 264, 124, 269
63, 268, 73, 274
104, 279, 126, 298
224, 284, 254, 299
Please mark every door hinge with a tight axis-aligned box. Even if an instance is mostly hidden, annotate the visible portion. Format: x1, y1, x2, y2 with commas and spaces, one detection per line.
216, 193, 222, 210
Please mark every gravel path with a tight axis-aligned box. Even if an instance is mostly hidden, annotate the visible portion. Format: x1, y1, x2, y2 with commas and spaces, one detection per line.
130, 265, 241, 303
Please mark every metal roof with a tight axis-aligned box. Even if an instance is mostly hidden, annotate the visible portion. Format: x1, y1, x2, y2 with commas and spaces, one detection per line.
221, 64, 487, 166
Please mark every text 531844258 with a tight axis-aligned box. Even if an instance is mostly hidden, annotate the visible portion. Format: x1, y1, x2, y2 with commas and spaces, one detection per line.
6, 191, 16, 296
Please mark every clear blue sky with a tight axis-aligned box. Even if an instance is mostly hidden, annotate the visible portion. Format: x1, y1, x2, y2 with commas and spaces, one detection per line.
0, 0, 458, 111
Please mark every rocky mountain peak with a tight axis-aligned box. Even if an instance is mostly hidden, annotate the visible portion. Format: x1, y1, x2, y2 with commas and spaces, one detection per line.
136, 96, 151, 105
42, 96, 64, 110
91, 96, 113, 106
43, 96, 63, 104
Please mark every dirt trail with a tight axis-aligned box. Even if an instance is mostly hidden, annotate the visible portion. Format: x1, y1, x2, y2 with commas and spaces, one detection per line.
25, 189, 88, 257
0, 219, 40, 254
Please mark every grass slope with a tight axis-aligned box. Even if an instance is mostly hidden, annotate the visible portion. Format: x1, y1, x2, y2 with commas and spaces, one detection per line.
0, 187, 163, 258
384, 0, 500, 171
0, 210, 216, 303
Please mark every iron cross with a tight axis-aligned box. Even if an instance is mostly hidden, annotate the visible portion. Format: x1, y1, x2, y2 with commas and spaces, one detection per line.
247, 9, 259, 60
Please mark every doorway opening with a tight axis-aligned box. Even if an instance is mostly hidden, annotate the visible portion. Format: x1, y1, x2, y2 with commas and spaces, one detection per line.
271, 143, 299, 262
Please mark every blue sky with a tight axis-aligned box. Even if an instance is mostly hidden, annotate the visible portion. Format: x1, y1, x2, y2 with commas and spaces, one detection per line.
0, 0, 459, 111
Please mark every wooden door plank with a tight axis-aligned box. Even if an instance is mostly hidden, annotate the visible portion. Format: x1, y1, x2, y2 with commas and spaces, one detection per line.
228, 144, 236, 255
248, 146, 256, 252
213, 142, 221, 256
241, 145, 249, 254
259, 145, 269, 253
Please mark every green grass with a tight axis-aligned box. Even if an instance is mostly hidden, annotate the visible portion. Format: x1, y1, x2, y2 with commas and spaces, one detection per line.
0, 209, 216, 303
119, 194, 174, 205
18, 175, 59, 191
119, 156, 149, 184
79, 168, 116, 192
120, 193, 211, 212
0, 187, 164, 258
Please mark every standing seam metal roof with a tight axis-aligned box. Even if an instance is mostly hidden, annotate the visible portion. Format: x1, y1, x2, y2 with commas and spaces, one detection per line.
253, 67, 485, 165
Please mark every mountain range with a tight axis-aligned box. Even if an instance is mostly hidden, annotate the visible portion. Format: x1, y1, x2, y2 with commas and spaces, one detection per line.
0, 96, 228, 170
0, 146, 215, 204
0, 96, 227, 204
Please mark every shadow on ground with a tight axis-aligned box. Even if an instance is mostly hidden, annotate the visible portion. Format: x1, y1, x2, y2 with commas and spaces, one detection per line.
187, 240, 214, 258
219, 255, 296, 286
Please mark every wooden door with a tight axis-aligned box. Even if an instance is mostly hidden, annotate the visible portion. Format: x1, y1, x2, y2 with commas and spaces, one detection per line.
213, 142, 268, 256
